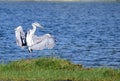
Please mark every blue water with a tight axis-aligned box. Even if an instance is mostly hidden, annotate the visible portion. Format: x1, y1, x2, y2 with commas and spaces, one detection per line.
0, 2, 120, 68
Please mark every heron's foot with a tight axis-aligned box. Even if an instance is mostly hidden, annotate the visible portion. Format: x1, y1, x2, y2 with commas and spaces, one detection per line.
28, 49, 33, 53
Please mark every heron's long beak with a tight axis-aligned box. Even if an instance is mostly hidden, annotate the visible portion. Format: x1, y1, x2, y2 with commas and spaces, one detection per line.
39, 25, 44, 29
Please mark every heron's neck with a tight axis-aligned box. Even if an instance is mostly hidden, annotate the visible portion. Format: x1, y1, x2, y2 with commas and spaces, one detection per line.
31, 25, 37, 34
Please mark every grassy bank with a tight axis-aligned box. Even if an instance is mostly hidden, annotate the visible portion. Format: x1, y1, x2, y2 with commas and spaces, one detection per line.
0, 57, 120, 81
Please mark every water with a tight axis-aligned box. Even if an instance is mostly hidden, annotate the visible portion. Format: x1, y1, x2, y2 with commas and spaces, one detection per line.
0, 2, 120, 68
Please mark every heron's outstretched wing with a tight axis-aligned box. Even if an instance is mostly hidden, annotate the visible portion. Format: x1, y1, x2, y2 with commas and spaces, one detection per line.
15, 26, 26, 47
30, 34, 55, 50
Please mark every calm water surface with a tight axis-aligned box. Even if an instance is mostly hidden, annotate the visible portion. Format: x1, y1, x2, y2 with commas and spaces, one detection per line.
0, 2, 120, 68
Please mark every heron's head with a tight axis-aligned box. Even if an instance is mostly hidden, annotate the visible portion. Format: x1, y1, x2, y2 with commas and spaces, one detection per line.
15, 26, 22, 31
32, 22, 44, 29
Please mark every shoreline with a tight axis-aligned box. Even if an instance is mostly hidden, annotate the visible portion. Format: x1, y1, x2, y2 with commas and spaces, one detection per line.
0, 57, 119, 81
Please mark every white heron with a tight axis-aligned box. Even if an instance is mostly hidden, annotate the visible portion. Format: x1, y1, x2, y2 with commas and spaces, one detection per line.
15, 22, 55, 53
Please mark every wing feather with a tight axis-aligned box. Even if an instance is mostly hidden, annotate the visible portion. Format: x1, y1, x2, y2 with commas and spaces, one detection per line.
15, 26, 26, 47
30, 34, 55, 50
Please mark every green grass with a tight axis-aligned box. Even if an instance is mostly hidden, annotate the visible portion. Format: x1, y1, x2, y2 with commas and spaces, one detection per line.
0, 57, 120, 81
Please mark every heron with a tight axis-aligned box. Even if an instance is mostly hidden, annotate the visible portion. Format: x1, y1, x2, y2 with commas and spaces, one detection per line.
15, 22, 55, 53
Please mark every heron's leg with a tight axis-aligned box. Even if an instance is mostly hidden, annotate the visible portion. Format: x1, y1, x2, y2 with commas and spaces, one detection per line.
28, 47, 32, 53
